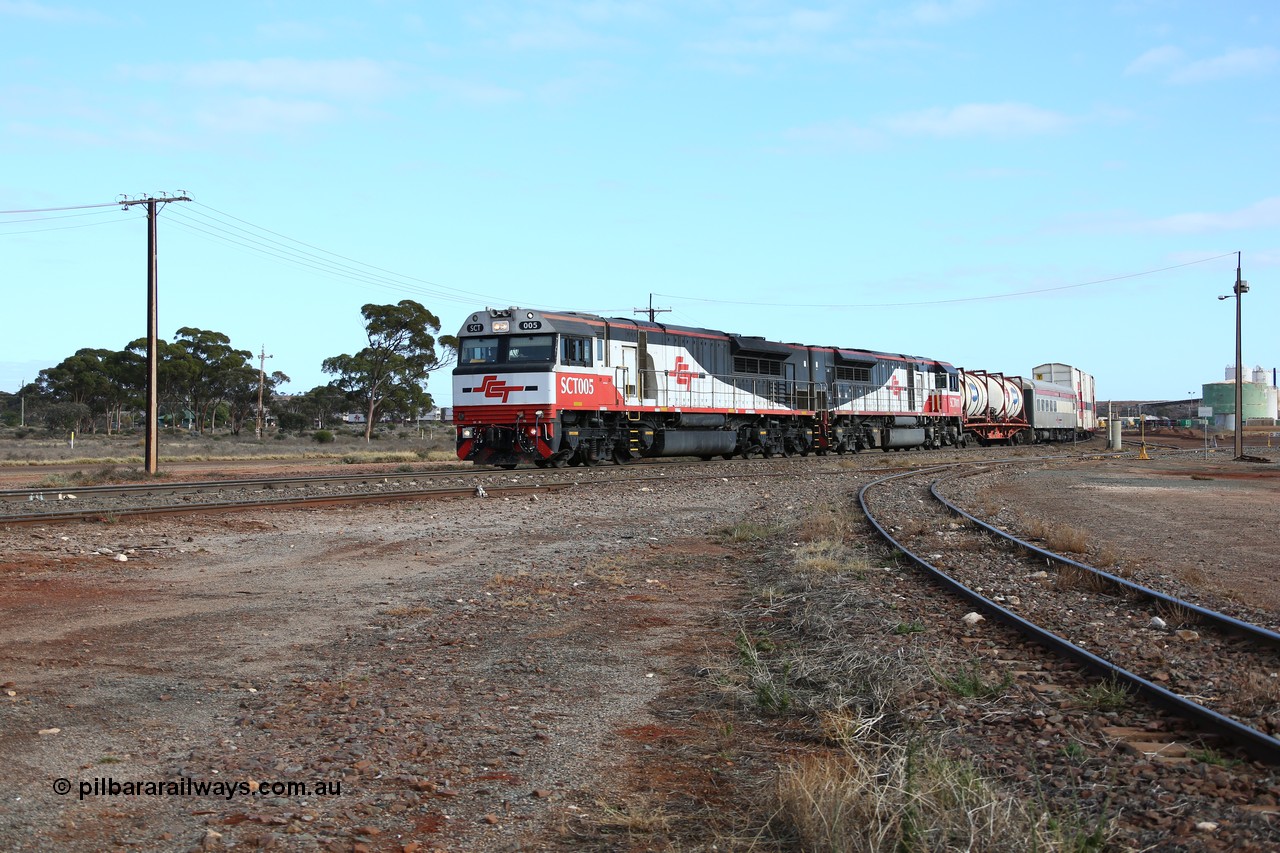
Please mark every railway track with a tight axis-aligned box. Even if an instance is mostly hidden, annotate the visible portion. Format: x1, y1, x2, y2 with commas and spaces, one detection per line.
0, 445, 1096, 526
859, 459, 1280, 764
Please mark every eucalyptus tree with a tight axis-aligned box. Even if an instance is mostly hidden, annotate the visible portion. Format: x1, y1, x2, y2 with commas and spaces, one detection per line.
38, 348, 121, 434
322, 301, 457, 442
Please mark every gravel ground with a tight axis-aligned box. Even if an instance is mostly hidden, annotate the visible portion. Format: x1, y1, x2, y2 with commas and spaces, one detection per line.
1, 447, 1278, 851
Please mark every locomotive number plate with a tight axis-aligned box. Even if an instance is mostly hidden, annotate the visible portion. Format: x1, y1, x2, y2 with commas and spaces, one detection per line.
465, 323, 484, 333
518, 320, 542, 330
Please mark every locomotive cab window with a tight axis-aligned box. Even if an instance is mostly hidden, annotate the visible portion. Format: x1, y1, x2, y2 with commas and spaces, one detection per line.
560, 335, 593, 367
506, 334, 555, 364
462, 337, 499, 364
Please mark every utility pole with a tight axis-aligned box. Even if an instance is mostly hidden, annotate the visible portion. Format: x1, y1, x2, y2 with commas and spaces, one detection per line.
632, 293, 671, 323
1218, 251, 1249, 461
119, 192, 192, 475
256, 345, 273, 439
19, 378, 24, 427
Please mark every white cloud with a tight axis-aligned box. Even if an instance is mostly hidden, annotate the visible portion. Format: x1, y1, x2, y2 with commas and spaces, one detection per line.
194, 97, 340, 135
0, 0, 106, 24
1169, 47, 1279, 83
1126, 44, 1278, 83
908, 0, 989, 26
783, 101, 1071, 150
884, 103, 1071, 137
423, 75, 522, 105
122, 59, 401, 100
1141, 197, 1280, 234
1125, 45, 1183, 76
255, 20, 332, 42
783, 119, 884, 149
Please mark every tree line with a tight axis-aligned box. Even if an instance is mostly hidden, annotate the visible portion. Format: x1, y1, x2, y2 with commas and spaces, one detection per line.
0, 301, 456, 443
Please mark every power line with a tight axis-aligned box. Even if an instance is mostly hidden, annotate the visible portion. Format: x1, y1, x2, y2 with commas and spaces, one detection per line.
0, 201, 118, 214
165, 208, 498, 307
187, 201, 505, 304
0, 217, 131, 237
654, 252, 1238, 309
0, 208, 121, 226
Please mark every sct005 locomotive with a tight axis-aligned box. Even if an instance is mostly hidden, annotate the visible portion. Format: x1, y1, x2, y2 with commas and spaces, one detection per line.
453, 307, 1096, 468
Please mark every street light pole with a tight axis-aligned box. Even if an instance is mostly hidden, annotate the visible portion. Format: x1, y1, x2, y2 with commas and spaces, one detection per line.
1218, 252, 1249, 460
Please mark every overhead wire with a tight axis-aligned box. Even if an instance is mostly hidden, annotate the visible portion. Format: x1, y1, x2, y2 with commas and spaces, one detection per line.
163, 211, 454, 302
180, 201, 514, 307
0, 201, 119, 214
654, 252, 1238, 309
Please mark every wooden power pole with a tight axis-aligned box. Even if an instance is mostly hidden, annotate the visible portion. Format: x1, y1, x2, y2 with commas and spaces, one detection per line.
256, 345, 273, 439
119, 192, 191, 474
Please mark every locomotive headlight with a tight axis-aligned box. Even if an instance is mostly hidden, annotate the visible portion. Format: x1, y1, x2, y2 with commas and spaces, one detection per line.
460, 427, 474, 439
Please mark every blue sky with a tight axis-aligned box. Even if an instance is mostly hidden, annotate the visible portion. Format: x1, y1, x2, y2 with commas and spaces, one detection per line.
2, 0, 1277, 409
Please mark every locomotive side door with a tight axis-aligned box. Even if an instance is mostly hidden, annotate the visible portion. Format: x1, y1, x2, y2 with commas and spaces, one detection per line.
621, 345, 639, 401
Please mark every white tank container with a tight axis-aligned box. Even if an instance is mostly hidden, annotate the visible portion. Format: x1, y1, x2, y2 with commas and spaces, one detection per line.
962, 371, 1023, 419
984, 374, 1023, 419
962, 371, 988, 419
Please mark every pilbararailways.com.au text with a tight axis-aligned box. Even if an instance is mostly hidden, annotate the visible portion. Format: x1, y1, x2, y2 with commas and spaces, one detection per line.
53, 776, 344, 801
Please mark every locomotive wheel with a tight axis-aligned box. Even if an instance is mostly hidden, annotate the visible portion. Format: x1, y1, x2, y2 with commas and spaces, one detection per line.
721, 452, 735, 460
534, 459, 549, 468
497, 462, 518, 469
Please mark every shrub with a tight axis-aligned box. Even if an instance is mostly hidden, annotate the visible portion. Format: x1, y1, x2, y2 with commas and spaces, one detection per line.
312, 429, 335, 444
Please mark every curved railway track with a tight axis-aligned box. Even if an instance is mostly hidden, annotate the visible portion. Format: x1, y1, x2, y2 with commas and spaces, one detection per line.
859, 459, 1280, 764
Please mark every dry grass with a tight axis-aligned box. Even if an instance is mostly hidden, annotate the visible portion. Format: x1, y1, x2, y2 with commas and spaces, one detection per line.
797, 503, 863, 542
792, 540, 871, 577
1053, 563, 1113, 594
773, 741, 1110, 852
1177, 563, 1208, 587
1024, 519, 1090, 554
721, 521, 787, 543
893, 517, 932, 538
1153, 599, 1201, 628
1232, 669, 1280, 715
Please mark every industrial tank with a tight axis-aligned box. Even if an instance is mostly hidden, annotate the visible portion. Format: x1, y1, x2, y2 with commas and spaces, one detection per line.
1202, 381, 1277, 421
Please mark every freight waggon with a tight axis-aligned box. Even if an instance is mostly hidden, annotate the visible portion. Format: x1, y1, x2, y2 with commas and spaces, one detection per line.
452, 307, 1095, 468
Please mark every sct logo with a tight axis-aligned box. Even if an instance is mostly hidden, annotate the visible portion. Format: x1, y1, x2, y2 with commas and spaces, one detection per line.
462, 375, 528, 404
560, 376, 595, 396
673, 356, 696, 388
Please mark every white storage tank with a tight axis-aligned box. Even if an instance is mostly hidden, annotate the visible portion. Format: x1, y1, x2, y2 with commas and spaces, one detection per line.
1253, 366, 1269, 385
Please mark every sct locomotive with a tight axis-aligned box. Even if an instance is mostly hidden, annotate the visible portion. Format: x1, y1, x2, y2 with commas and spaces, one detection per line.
452, 307, 1095, 468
